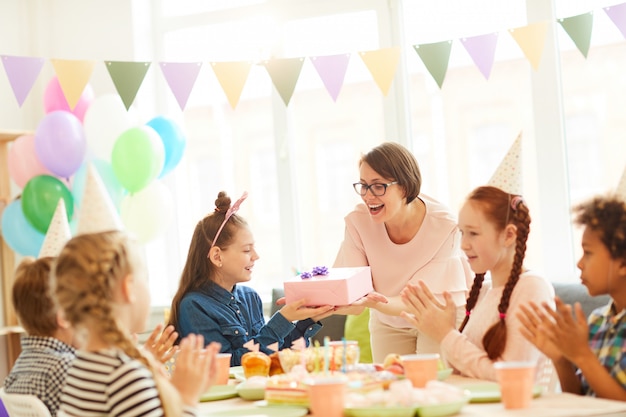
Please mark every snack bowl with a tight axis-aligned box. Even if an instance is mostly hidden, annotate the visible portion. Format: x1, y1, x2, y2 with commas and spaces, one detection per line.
236, 376, 267, 401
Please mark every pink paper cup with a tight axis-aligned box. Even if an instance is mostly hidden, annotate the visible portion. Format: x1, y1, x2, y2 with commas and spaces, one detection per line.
494, 361, 536, 409
401, 353, 440, 388
215, 353, 232, 385
307, 378, 346, 417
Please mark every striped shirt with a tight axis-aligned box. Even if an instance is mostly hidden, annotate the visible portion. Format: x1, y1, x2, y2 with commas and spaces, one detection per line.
58, 349, 195, 417
579, 302, 626, 396
3, 335, 76, 417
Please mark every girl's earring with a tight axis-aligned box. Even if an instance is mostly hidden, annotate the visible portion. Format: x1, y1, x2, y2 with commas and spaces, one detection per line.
219, 263, 223, 267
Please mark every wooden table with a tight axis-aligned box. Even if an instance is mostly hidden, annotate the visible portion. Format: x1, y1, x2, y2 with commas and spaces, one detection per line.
196, 374, 626, 417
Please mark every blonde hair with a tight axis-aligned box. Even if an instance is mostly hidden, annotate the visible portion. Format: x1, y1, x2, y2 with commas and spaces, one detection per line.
53, 230, 181, 416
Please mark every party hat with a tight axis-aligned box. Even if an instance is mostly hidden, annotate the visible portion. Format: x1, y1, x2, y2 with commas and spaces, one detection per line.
76, 163, 123, 235
616, 165, 626, 201
487, 132, 523, 195
38, 198, 71, 258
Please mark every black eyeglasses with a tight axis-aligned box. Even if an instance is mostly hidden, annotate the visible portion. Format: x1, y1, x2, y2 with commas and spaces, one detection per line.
352, 181, 398, 196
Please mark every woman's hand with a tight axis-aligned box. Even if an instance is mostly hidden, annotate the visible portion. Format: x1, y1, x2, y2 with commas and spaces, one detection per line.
399, 281, 456, 343
278, 298, 334, 322
170, 334, 221, 407
143, 323, 179, 364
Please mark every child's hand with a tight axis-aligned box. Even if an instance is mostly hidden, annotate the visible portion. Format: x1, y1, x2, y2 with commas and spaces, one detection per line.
543, 297, 592, 365
399, 281, 456, 343
170, 334, 221, 407
517, 301, 563, 361
143, 323, 179, 364
279, 298, 334, 322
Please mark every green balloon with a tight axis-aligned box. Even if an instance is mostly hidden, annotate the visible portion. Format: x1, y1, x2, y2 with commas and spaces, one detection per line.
21, 175, 74, 234
111, 126, 165, 193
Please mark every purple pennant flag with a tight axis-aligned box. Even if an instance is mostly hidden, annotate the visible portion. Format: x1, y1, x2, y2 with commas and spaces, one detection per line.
159, 62, 203, 110
1, 55, 45, 106
460, 33, 498, 80
604, 3, 626, 39
310, 54, 350, 102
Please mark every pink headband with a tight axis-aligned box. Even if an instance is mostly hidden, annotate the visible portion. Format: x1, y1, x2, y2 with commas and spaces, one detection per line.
511, 195, 524, 211
208, 191, 248, 256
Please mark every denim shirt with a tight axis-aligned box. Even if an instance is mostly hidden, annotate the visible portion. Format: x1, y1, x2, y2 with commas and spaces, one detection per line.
176, 282, 322, 366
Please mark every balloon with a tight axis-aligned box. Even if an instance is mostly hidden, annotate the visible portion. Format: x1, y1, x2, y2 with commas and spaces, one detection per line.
120, 181, 174, 243
43, 76, 94, 122
72, 159, 127, 209
111, 126, 165, 193
84, 94, 138, 161
1, 200, 45, 257
7, 134, 54, 188
146, 116, 186, 177
35, 111, 87, 178
22, 175, 74, 234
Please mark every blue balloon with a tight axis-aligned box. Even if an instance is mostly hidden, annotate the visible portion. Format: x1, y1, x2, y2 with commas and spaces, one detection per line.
1, 200, 45, 257
146, 116, 186, 178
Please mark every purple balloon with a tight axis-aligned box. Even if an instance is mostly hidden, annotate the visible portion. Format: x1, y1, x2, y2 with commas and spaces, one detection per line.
34, 111, 87, 178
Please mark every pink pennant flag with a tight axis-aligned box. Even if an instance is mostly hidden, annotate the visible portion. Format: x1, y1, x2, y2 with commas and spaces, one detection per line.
243, 339, 260, 352
604, 3, 626, 39
460, 33, 498, 80
267, 342, 279, 352
159, 62, 203, 110
290, 337, 306, 351
1, 55, 45, 106
309, 54, 350, 102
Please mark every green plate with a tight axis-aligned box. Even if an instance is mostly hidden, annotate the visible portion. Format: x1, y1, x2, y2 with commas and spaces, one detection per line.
436, 368, 453, 381
230, 365, 245, 380
460, 382, 543, 403
204, 407, 308, 417
200, 385, 238, 402
416, 398, 468, 417
344, 407, 415, 417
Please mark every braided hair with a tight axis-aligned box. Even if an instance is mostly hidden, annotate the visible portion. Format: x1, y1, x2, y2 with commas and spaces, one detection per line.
458, 186, 531, 360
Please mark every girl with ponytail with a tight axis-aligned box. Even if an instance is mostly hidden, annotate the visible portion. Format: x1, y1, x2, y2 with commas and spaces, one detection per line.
400, 186, 554, 381
54, 230, 221, 417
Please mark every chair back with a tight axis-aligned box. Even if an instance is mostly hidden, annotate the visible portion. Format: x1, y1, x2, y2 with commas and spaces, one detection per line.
0, 389, 51, 417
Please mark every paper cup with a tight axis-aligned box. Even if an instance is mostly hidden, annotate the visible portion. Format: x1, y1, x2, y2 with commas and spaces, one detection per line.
307, 378, 346, 417
215, 353, 232, 385
401, 353, 440, 388
494, 361, 535, 409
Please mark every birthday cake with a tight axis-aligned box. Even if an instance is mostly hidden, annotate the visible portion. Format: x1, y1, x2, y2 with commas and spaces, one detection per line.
283, 266, 373, 306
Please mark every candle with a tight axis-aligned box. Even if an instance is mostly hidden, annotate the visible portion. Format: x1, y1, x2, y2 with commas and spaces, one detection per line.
324, 336, 330, 375
342, 337, 347, 373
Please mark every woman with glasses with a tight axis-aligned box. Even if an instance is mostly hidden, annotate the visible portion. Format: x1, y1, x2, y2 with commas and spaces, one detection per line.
333, 142, 472, 363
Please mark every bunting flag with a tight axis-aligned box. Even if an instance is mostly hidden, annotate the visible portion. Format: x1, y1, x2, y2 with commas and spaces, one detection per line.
1, 55, 45, 106
558, 12, 594, 58
50, 59, 96, 110
159, 62, 203, 111
310, 54, 350, 102
604, 3, 626, 39
359, 47, 401, 96
105, 61, 151, 110
211, 61, 253, 109
509, 21, 549, 71
461, 33, 498, 80
263, 57, 305, 106
413, 41, 453, 88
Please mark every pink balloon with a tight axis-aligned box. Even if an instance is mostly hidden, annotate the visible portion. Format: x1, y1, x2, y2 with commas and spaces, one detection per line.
7, 134, 53, 188
43, 76, 94, 123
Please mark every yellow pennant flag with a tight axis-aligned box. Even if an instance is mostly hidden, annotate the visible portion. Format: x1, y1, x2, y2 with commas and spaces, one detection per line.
50, 59, 95, 109
211, 61, 253, 109
509, 21, 550, 71
358, 47, 401, 96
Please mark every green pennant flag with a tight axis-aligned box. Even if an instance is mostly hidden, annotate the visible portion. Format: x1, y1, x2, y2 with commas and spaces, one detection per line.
105, 61, 151, 110
413, 40, 452, 89
264, 57, 304, 106
558, 12, 594, 58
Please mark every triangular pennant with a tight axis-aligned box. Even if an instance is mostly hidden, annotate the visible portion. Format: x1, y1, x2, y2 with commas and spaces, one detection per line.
105, 61, 151, 110
413, 41, 453, 88
1, 55, 45, 106
291, 337, 306, 351
604, 3, 626, 39
558, 12, 594, 58
358, 47, 401, 95
487, 132, 523, 195
263, 57, 305, 106
267, 342, 279, 352
509, 21, 549, 70
38, 198, 71, 258
460, 33, 498, 80
159, 62, 203, 111
50, 59, 95, 110
243, 340, 260, 352
310, 54, 350, 102
210, 61, 253, 109
616, 166, 626, 201
76, 164, 123, 235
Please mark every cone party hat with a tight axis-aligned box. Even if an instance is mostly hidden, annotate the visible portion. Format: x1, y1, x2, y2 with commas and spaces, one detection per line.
487, 132, 523, 195
76, 163, 123, 235
38, 198, 71, 258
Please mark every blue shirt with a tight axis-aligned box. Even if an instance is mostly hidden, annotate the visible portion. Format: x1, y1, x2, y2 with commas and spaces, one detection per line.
176, 282, 322, 366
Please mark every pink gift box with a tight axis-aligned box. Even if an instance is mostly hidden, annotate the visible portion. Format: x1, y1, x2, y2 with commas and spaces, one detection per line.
283, 267, 373, 306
